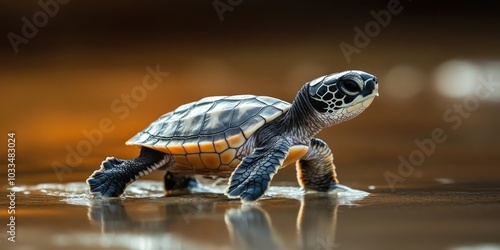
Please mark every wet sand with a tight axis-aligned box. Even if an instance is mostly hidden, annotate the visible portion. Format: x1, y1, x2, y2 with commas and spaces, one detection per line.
1, 180, 499, 250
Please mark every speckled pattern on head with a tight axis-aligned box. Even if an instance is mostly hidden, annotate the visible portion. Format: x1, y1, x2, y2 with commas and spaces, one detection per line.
126, 95, 291, 173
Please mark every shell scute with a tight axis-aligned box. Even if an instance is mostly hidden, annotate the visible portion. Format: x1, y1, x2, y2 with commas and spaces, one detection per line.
200, 153, 221, 168
186, 154, 204, 169
221, 149, 237, 164
258, 105, 286, 122
214, 139, 229, 153
199, 141, 215, 153
167, 144, 186, 155
183, 142, 200, 154
241, 117, 266, 139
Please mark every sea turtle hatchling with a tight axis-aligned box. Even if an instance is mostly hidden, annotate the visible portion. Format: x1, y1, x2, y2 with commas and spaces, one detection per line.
87, 70, 379, 201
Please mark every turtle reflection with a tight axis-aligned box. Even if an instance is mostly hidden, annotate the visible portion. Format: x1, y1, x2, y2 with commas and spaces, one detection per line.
225, 194, 339, 250
225, 206, 283, 250
87, 194, 340, 250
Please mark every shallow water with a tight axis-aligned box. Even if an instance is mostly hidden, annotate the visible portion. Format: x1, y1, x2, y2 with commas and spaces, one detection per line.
2, 180, 500, 250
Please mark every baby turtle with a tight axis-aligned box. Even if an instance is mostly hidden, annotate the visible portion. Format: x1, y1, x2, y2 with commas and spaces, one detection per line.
87, 70, 378, 201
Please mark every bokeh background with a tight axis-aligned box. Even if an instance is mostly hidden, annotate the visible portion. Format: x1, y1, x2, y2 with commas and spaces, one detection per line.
1, 1, 499, 190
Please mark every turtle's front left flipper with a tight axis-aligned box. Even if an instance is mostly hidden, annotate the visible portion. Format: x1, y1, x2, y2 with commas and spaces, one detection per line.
296, 138, 338, 192
87, 147, 169, 197
225, 138, 291, 201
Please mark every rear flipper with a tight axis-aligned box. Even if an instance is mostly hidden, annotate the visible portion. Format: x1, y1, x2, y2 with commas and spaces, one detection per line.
163, 172, 198, 195
87, 147, 168, 197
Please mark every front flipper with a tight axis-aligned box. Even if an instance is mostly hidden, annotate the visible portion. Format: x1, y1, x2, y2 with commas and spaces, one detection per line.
296, 138, 338, 192
225, 138, 291, 201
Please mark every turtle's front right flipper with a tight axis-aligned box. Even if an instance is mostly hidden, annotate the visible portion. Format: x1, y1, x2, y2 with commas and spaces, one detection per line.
225, 138, 291, 201
86, 147, 169, 197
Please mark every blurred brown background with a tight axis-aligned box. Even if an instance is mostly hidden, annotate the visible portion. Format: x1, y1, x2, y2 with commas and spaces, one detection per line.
1, 1, 499, 189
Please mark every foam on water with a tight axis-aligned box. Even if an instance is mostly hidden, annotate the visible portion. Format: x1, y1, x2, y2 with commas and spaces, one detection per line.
12, 180, 369, 206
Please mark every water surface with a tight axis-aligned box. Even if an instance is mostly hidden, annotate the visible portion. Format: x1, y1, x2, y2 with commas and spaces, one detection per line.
2, 180, 499, 250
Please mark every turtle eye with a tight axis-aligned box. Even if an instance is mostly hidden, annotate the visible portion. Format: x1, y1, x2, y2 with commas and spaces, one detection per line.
338, 80, 361, 96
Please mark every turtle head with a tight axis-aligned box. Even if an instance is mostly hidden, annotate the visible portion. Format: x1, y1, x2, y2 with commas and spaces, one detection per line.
306, 70, 378, 125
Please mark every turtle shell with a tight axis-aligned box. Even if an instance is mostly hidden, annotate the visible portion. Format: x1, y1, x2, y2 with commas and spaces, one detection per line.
126, 95, 291, 173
